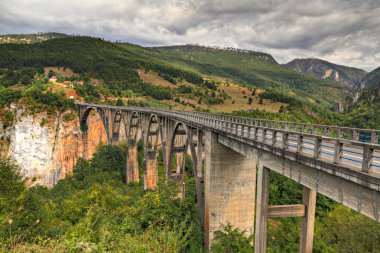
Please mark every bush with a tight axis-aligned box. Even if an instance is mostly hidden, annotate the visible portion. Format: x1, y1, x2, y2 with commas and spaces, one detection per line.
207, 97, 224, 105
178, 85, 193, 93
141, 82, 172, 100
0, 88, 22, 107
211, 223, 254, 252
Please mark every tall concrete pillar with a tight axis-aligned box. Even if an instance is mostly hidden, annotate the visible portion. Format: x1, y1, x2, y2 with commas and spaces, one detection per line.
163, 119, 172, 177
127, 140, 139, 184
204, 131, 257, 250
196, 130, 205, 224
176, 152, 184, 173
300, 187, 316, 253
196, 130, 204, 180
254, 165, 270, 253
144, 150, 158, 190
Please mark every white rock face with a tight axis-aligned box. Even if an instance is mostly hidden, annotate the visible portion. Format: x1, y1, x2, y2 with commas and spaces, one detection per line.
8, 111, 57, 186
1, 105, 106, 188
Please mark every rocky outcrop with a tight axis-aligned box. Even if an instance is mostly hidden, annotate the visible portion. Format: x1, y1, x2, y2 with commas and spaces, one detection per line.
360, 66, 380, 89
284, 58, 367, 88
0, 105, 107, 187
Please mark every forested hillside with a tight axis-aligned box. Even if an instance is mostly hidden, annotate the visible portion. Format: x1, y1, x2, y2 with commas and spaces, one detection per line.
144, 45, 348, 106
0, 36, 347, 126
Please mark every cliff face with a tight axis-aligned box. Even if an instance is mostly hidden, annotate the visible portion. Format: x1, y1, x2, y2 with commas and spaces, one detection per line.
360, 66, 380, 89
0, 105, 107, 187
284, 58, 367, 88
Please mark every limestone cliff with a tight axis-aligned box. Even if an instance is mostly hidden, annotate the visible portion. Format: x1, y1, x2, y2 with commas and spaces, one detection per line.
0, 105, 107, 187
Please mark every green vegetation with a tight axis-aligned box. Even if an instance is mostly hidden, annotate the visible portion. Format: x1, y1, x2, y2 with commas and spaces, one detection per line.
0, 37, 203, 99
0, 80, 74, 115
0, 145, 202, 252
2, 148, 379, 252
343, 83, 380, 129
211, 224, 254, 252
142, 45, 348, 106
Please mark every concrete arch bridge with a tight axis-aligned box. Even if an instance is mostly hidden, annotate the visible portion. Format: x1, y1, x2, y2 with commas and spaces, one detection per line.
76, 102, 380, 252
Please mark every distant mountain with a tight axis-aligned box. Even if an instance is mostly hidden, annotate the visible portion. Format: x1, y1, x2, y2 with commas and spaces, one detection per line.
343, 66, 380, 129
360, 66, 380, 89
0, 32, 69, 44
284, 58, 367, 88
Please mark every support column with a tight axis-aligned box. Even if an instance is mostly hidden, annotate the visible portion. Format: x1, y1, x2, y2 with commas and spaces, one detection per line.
300, 187, 316, 253
196, 130, 204, 180
144, 150, 158, 190
254, 165, 270, 253
127, 140, 139, 184
163, 119, 172, 177
204, 131, 257, 250
176, 152, 184, 173
196, 130, 205, 225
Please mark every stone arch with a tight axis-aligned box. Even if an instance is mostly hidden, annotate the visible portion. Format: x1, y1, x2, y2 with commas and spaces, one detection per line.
111, 110, 127, 143
167, 123, 198, 181
145, 114, 161, 152
167, 122, 199, 198
79, 107, 110, 159
128, 111, 142, 144
142, 114, 162, 190
80, 107, 109, 135
126, 111, 142, 184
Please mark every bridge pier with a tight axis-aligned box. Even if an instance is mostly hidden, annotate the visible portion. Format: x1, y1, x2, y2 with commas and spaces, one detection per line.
254, 165, 316, 253
300, 187, 316, 253
143, 150, 158, 190
127, 140, 139, 183
204, 131, 257, 250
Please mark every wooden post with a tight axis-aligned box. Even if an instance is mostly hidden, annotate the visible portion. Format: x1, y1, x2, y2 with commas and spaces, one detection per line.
255, 165, 270, 253
300, 187, 316, 253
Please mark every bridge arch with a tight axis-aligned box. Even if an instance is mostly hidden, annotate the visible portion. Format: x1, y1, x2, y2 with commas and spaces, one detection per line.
111, 109, 127, 143
167, 122, 197, 182
142, 114, 163, 190
128, 111, 142, 144
80, 107, 109, 133
145, 114, 161, 152
79, 107, 110, 158
126, 111, 142, 184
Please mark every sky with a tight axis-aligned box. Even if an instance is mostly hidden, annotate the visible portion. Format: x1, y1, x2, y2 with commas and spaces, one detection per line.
0, 0, 379, 71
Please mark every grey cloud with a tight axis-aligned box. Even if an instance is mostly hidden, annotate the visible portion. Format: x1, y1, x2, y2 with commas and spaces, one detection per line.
0, 0, 379, 71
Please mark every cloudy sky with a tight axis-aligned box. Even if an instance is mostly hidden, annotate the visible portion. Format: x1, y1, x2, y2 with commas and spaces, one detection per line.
1, 0, 379, 71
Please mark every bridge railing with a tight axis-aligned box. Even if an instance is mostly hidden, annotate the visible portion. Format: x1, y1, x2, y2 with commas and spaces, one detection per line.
77, 103, 380, 177
189, 111, 380, 144
173, 110, 380, 176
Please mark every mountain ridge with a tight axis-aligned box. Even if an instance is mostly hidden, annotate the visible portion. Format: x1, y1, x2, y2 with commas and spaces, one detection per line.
284, 58, 367, 88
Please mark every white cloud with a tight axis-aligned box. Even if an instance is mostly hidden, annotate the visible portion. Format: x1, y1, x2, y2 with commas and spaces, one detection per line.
0, 0, 379, 71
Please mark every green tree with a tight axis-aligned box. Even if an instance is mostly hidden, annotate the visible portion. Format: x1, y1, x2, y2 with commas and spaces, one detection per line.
211, 223, 254, 252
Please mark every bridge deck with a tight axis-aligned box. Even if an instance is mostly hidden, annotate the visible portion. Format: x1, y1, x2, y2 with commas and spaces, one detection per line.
78, 103, 380, 175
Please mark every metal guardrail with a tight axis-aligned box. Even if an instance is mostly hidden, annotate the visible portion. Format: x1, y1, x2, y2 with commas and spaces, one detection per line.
77, 103, 380, 176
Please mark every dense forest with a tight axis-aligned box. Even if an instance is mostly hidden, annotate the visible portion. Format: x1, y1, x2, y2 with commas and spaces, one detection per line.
1, 143, 380, 252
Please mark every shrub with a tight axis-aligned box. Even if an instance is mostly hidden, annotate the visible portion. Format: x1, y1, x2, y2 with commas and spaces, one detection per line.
211, 223, 254, 252
178, 85, 193, 94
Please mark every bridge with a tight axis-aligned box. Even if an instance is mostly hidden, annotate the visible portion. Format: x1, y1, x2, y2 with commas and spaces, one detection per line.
76, 102, 380, 253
